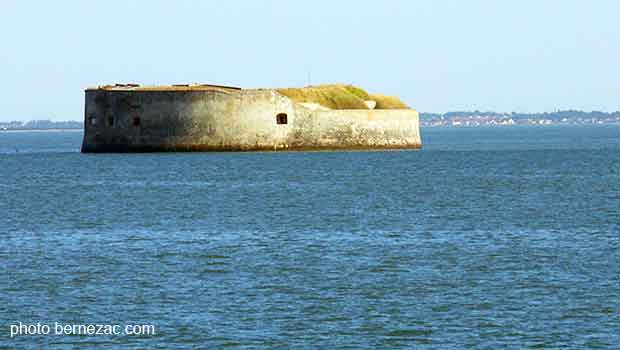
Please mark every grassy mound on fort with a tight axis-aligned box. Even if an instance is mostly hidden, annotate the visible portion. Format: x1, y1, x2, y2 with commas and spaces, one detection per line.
276, 84, 409, 110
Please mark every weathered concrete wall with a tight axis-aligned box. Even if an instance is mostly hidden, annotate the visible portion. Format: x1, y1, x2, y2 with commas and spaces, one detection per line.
81, 89, 421, 152
289, 108, 421, 150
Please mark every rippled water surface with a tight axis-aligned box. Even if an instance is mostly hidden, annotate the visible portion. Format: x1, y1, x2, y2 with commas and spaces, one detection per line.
1, 126, 620, 349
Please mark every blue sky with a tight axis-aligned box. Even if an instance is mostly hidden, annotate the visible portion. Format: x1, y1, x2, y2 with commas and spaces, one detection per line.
1, 0, 619, 121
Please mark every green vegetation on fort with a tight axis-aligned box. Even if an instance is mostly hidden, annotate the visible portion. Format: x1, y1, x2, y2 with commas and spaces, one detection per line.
276, 84, 409, 110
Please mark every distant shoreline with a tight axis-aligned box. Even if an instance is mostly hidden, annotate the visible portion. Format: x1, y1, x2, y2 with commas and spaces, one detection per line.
420, 122, 620, 128
0, 128, 82, 133
2, 124, 619, 133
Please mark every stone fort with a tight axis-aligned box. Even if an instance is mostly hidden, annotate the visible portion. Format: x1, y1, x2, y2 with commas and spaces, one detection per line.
81, 83, 421, 152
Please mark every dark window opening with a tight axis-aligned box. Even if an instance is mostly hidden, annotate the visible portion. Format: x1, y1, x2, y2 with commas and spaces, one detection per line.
133, 116, 141, 127
276, 113, 288, 125
107, 115, 114, 127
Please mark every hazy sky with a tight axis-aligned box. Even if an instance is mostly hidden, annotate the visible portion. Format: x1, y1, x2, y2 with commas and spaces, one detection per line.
1, 0, 619, 121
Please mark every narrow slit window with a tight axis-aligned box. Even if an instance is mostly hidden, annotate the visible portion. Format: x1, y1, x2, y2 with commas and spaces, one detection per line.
276, 113, 287, 125
89, 115, 97, 126
133, 116, 141, 127
107, 115, 114, 127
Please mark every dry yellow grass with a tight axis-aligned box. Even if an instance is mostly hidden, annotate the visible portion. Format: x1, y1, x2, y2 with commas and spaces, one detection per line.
276, 84, 409, 110
368, 94, 409, 109
276, 85, 368, 109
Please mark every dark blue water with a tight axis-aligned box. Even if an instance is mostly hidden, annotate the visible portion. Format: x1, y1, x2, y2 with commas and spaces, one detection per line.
1, 126, 619, 349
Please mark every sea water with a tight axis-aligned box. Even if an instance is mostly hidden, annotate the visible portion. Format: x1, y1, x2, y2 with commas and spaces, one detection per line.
1, 125, 619, 349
